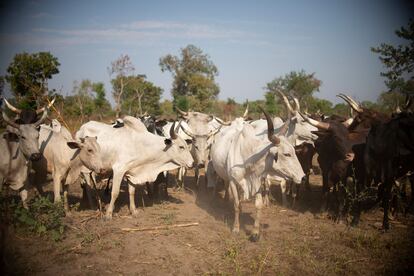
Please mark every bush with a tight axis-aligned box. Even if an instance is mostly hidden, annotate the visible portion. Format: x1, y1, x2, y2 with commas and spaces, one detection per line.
0, 195, 66, 241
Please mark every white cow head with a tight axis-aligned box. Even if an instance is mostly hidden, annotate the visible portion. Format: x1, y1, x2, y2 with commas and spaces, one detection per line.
164, 122, 194, 168
261, 108, 305, 184
67, 136, 104, 173
2, 108, 47, 161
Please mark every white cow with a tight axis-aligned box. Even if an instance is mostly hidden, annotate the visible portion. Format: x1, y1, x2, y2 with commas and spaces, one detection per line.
0, 108, 47, 208
210, 108, 305, 241
76, 116, 194, 218
32, 120, 103, 211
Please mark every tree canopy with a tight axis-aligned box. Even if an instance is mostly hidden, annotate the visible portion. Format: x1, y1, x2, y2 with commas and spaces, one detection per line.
5, 52, 60, 108
111, 75, 162, 116
159, 44, 219, 111
371, 19, 414, 94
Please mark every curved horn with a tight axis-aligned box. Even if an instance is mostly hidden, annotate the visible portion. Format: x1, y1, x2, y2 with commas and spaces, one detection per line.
276, 90, 294, 114
337, 94, 363, 113
214, 116, 231, 126
259, 106, 280, 145
34, 109, 48, 127
208, 126, 222, 138
292, 97, 300, 112
169, 121, 177, 139
278, 112, 291, 136
180, 123, 195, 138
3, 98, 22, 114
243, 103, 249, 119
2, 110, 19, 129
176, 107, 188, 117
342, 117, 354, 128
36, 97, 56, 114
299, 112, 330, 130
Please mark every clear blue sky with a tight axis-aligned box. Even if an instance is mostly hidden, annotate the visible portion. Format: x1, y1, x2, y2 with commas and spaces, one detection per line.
0, 0, 412, 105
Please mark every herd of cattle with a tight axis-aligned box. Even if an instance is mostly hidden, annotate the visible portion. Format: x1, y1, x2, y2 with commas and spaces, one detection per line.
0, 92, 413, 241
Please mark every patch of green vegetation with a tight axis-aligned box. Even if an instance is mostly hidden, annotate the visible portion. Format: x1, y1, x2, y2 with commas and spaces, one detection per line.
160, 212, 176, 225
0, 195, 66, 241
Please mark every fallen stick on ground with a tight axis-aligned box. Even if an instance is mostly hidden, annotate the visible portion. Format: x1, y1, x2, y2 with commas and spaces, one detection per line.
121, 222, 199, 232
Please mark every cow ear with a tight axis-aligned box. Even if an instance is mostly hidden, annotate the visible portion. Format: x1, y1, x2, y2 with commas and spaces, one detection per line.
164, 138, 172, 146
274, 152, 278, 162
185, 139, 192, 145
67, 141, 81, 149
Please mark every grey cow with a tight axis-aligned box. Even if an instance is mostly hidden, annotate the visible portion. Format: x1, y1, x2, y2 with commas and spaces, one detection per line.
0, 108, 47, 207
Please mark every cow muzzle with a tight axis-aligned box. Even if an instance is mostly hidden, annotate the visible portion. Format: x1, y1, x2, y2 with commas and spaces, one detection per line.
30, 153, 42, 161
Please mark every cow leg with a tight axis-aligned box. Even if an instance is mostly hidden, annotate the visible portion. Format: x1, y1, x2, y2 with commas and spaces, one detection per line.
250, 192, 263, 242
320, 171, 329, 212
262, 178, 270, 207
229, 181, 240, 234
195, 167, 200, 189
128, 183, 139, 217
19, 189, 28, 210
53, 171, 63, 203
280, 179, 287, 207
105, 171, 124, 219
63, 185, 70, 212
382, 163, 393, 230
82, 173, 97, 210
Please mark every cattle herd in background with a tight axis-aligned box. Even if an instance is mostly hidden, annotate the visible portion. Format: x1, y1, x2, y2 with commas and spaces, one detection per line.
0, 92, 413, 241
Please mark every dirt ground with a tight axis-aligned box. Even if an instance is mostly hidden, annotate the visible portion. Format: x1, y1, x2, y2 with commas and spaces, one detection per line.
2, 171, 414, 276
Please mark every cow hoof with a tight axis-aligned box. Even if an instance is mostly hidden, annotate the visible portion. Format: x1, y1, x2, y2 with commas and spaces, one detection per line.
104, 214, 113, 221
232, 228, 240, 234
249, 233, 260, 242
131, 209, 141, 218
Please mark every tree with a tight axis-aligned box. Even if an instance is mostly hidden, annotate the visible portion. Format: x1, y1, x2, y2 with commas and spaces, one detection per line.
371, 20, 414, 94
108, 54, 135, 117
264, 92, 280, 115
306, 97, 333, 115
266, 70, 321, 108
5, 52, 60, 108
91, 82, 112, 119
112, 75, 162, 116
377, 91, 406, 112
159, 44, 219, 111
71, 80, 95, 122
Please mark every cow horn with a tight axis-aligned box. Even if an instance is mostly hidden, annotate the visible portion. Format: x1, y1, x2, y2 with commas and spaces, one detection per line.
292, 97, 300, 112
36, 97, 56, 114
404, 94, 412, 110
276, 90, 294, 114
3, 98, 22, 114
278, 112, 291, 136
243, 103, 249, 119
34, 109, 48, 127
337, 94, 363, 113
180, 123, 195, 138
259, 106, 280, 145
342, 117, 354, 128
176, 107, 188, 117
2, 110, 19, 129
215, 117, 231, 126
299, 112, 330, 130
169, 121, 177, 139
208, 126, 222, 138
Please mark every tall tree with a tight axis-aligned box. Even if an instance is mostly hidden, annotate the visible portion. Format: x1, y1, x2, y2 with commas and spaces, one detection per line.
113, 75, 162, 116
266, 70, 321, 112
108, 54, 135, 117
5, 52, 60, 108
91, 82, 112, 119
159, 44, 219, 111
371, 20, 414, 94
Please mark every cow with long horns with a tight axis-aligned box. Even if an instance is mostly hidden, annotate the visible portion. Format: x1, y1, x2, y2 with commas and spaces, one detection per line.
210, 107, 304, 241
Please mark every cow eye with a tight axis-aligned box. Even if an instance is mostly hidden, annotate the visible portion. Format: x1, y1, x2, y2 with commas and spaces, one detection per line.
179, 146, 185, 150
284, 153, 291, 157
88, 149, 93, 153
20, 136, 26, 140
